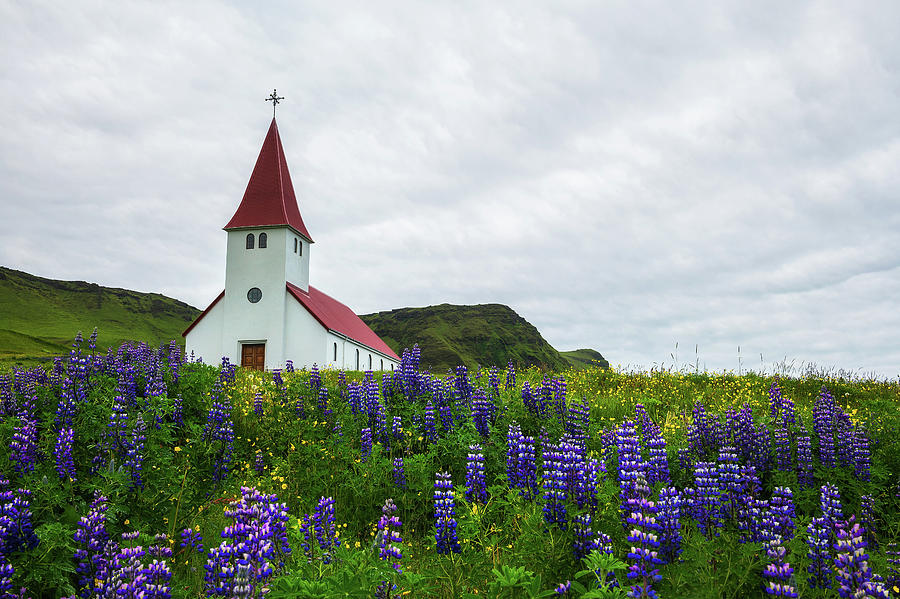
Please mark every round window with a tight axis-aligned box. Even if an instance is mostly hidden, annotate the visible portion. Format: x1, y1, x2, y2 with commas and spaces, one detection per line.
247, 287, 262, 303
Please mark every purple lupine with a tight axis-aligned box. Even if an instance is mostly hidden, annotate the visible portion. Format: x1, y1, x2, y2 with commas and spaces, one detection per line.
309, 364, 321, 394
361, 428, 373, 462
506, 422, 523, 490
471, 388, 494, 439
253, 392, 264, 419
807, 516, 832, 589
54, 426, 76, 481
645, 433, 670, 486
517, 435, 539, 501
521, 381, 539, 417
203, 383, 235, 484
392, 457, 407, 489
566, 396, 591, 447
172, 393, 184, 427
284, 359, 294, 373
9, 419, 39, 476
748, 425, 771, 476
572, 513, 595, 559
0, 484, 39, 554
552, 377, 568, 425
657, 486, 683, 563
768, 380, 782, 419
347, 382, 362, 415
795, 433, 814, 488
311, 496, 339, 564
625, 490, 663, 599
465, 445, 487, 504
376, 498, 403, 572
573, 454, 601, 512
74, 493, 112, 597
254, 450, 265, 475
859, 494, 878, 549
423, 401, 437, 444
717, 446, 742, 521
835, 408, 855, 469
851, 426, 871, 482
770, 487, 796, 542
833, 521, 888, 598
488, 367, 500, 398
505, 359, 515, 390
813, 386, 836, 468
693, 461, 721, 537
125, 415, 146, 491
616, 420, 645, 521
542, 440, 568, 529
434, 472, 460, 554
391, 415, 403, 446
180, 528, 203, 554
762, 536, 798, 598
773, 425, 791, 472
317, 387, 330, 418
820, 483, 844, 530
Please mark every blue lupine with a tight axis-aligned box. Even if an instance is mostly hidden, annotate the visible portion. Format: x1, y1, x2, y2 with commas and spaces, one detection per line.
505, 359, 516, 390
471, 388, 494, 438
572, 513, 595, 559
566, 396, 591, 447
770, 487, 796, 542
254, 450, 265, 475
465, 445, 487, 504
795, 433, 814, 488
517, 435, 539, 501
423, 401, 437, 444
748, 425, 771, 476
773, 425, 791, 472
807, 516, 832, 589
434, 472, 460, 554
204, 383, 235, 483
54, 426, 76, 481
820, 483, 844, 530
317, 387, 330, 417
645, 433, 670, 486
0, 484, 39, 554
125, 415, 146, 491
616, 420, 645, 520
813, 386, 836, 468
311, 496, 338, 564
625, 493, 663, 599
717, 446, 742, 521
834, 521, 889, 598
172, 393, 184, 428
542, 440, 569, 529
9, 419, 39, 476
361, 428, 373, 462
347, 382, 362, 415
859, 494, 878, 549
657, 486, 683, 563
552, 377, 568, 425
253, 392, 264, 419
180, 528, 203, 554
376, 498, 403, 572
74, 493, 112, 597
392, 457, 406, 489
852, 426, 871, 482
693, 461, 721, 537
762, 536, 798, 598
506, 422, 523, 489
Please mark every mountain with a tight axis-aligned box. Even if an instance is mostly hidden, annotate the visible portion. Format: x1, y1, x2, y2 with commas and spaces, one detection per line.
360, 303, 605, 373
0, 266, 200, 360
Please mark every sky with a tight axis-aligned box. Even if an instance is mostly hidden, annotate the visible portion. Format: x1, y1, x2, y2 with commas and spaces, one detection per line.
1, 2, 898, 378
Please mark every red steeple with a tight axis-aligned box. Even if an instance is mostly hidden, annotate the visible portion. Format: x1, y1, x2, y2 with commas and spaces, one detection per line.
224, 118, 313, 242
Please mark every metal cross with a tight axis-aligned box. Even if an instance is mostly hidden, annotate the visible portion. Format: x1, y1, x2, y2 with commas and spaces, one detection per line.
266, 89, 284, 117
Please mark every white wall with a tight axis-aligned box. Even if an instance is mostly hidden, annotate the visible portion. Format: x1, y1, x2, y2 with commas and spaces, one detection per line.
323, 331, 399, 371
283, 292, 328, 369
184, 296, 225, 365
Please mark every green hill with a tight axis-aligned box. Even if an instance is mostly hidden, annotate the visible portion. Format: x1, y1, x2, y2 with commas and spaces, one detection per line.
360, 303, 605, 373
560, 348, 610, 370
0, 266, 200, 362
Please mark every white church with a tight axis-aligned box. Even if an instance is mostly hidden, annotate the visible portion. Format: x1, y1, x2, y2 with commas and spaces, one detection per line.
183, 116, 400, 372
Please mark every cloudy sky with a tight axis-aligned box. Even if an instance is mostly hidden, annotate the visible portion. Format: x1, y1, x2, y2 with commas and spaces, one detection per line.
2, 2, 898, 378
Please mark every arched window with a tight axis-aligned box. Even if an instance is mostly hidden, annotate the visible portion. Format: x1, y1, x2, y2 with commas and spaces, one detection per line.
368, 354, 372, 369
333, 342, 337, 362
380, 359, 383, 371
298, 242, 302, 256
246, 233, 255, 249
258, 232, 267, 248
355, 349, 360, 370
294, 238, 298, 253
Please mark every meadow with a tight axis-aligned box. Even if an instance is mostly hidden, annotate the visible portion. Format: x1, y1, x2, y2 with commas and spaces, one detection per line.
0, 332, 898, 598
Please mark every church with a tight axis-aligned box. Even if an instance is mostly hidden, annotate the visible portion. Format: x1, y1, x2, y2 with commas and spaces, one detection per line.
183, 115, 400, 372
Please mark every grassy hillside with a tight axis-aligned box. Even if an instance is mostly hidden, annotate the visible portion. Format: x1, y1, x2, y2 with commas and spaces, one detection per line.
0, 266, 199, 361
560, 348, 610, 370
360, 303, 589, 373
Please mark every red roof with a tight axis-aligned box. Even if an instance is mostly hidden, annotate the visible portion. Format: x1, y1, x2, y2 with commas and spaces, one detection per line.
182, 285, 400, 361
224, 118, 313, 242
287, 282, 400, 360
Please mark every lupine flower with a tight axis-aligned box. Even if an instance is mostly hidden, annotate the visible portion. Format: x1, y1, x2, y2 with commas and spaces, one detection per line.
555, 580, 571, 595
434, 472, 460, 554
813, 386, 836, 468
74, 493, 112, 596
54, 426, 76, 481
773, 425, 791, 472
834, 521, 889, 598
172, 393, 184, 428
465, 445, 487, 504
392, 457, 407, 489
762, 535, 798, 598
423, 402, 437, 444
517, 435, 539, 501
616, 420, 645, 521
807, 516, 832, 589
693, 461, 722, 537
125, 415, 147, 491
506, 422, 523, 490
717, 446, 742, 521
180, 528, 203, 554
748, 426, 771, 476
311, 496, 338, 564
253, 392, 264, 419
471, 389, 494, 438
573, 513, 595, 559
859, 494, 878, 549
795, 433, 814, 488
254, 450, 265, 475
657, 486, 683, 563
770, 487, 796, 542
505, 359, 516, 390
542, 441, 569, 529
852, 427, 872, 482
376, 498, 403, 572
0, 484, 39, 555
820, 483, 844, 530
625, 490, 663, 599
204, 383, 235, 484
9, 419, 39, 476
361, 428, 373, 462
317, 387, 330, 417
566, 396, 592, 447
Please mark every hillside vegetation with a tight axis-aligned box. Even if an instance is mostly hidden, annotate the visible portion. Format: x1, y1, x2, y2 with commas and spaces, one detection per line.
0, 266, 199, 361
360, 303, 606, 372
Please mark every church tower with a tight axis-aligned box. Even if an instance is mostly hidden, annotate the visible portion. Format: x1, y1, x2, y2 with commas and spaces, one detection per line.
184, 114, 400, 372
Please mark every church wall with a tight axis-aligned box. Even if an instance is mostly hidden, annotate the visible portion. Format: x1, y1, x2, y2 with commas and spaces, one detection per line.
324, 331, 399, 371
184, 297, 225, 365
283, 292, 328, 369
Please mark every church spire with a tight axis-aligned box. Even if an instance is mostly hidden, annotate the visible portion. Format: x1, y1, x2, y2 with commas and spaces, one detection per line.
224, 118, 313, 242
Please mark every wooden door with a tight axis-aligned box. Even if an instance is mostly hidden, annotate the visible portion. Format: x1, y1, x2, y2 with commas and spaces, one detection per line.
241, 343, 266, 371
